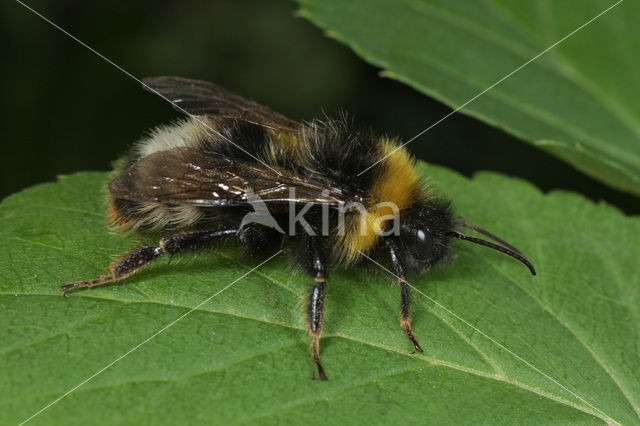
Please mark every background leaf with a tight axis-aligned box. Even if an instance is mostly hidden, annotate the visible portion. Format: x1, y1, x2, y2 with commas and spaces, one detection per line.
296, 0, 640, 196
1, 167, 639, 425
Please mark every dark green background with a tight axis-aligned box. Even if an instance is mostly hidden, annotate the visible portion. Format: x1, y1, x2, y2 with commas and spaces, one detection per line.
3, 0, 638, 213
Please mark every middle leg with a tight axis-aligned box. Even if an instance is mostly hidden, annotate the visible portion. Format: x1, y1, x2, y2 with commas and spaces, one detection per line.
309, 274, 327, 380
296, 235, 329, 380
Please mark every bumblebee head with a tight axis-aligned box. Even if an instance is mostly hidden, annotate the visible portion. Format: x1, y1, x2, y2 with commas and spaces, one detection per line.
390, 199, 536, 276
391, 199, 455, 273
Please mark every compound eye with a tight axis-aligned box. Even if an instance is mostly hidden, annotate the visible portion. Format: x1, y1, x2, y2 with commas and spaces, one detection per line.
415, 228, 433, 251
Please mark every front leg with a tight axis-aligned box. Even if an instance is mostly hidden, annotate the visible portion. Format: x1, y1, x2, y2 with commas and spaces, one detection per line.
388, 241, 423, 353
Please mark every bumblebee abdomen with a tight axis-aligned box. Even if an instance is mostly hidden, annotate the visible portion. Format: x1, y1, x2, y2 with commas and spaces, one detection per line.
107, 197, 206, 232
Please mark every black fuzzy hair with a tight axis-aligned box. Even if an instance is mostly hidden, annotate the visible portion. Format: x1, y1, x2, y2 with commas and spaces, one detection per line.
386, 197, 455, 274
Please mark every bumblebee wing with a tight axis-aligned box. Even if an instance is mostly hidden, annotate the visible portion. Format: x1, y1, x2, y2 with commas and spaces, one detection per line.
110, 148, 346, 207
142, 76, 302, 132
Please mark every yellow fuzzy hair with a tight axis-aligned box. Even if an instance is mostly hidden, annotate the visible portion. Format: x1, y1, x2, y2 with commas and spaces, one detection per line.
265, 128, 304, 164
338, 138, 422, 263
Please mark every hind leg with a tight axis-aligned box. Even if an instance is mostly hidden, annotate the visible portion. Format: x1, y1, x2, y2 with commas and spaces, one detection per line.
62, 228, 238, 296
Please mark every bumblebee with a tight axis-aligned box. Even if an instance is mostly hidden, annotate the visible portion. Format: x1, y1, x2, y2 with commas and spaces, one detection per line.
62, 77, 536, 380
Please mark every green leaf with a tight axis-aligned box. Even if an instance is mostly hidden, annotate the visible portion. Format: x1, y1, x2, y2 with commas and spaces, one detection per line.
296, 0, 640, 196
1, 169, 639, 425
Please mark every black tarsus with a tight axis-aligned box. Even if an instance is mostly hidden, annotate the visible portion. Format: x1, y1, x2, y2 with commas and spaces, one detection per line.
388, 241, 424, 353
61, 228, 238, 296
450, 231, 536, 275
309, 279, 327, 380
399, 281, 422, 353
306, 235, 329, 380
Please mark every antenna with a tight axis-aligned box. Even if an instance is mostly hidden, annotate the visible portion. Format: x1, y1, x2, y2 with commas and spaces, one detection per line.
456, 219, 524, 255
450, 230, 536, 275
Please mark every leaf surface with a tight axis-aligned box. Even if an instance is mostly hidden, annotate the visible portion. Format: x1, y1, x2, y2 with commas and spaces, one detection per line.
297, 0, 640, 196
1, 168, 639, 425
